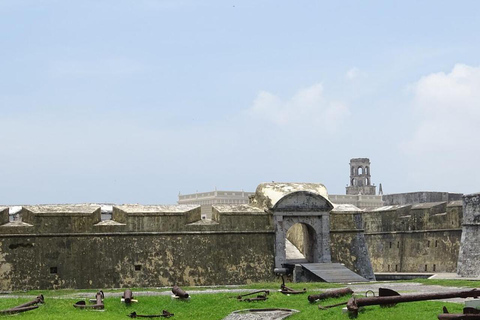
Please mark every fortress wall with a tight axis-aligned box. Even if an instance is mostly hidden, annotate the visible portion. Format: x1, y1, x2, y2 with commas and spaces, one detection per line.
329, 210, 375, 280
0, 204, 275, 290
457, 193, 480, 277
363, 201, 463, 273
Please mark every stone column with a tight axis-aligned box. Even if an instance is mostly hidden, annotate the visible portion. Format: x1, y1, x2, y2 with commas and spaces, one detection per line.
274, 215, 286, 268
320, 213, 332, 263
457, 193, 480, 277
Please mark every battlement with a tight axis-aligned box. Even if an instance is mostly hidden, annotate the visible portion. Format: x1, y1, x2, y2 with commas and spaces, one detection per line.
112, 204, 201, 232
0, 207, 8, 225
212, 204, 272, 231
0, 203, 278, 235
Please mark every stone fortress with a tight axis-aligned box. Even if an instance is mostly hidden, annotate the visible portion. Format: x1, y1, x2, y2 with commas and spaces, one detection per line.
0, 158, 479, 291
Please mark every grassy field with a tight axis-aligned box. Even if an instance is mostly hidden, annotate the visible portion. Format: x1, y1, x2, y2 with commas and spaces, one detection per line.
0, 280, 474, 319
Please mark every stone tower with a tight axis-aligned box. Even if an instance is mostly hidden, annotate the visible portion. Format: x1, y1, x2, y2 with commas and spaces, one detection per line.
346, 158, 376, 195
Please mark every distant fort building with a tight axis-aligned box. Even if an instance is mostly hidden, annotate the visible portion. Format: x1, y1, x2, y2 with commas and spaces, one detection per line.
177, 158, 461, 211
178, 158, 383, 210
178, 189, 254, 206
178, 189, 255, 217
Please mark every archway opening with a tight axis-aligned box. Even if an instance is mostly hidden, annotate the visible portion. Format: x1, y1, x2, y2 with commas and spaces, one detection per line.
285, 223, 317, 263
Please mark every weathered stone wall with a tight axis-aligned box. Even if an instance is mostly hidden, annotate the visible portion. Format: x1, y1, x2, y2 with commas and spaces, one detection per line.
457, 193, 480, 277
329, 208, 375, 280
363, 201, 463, 273
0, 204, 275, 290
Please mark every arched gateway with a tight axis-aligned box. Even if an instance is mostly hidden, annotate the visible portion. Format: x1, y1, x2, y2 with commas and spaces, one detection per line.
249, 183, 334, 268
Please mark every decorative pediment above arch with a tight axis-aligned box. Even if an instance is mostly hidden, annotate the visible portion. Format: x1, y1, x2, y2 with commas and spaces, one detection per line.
272, 191, 333, 212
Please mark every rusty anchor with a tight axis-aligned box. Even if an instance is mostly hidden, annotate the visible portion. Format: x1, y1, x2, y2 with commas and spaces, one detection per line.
235, 290, 270, 300
172, 285, 189, 299
347, 288, 480, 317
308, 287, 354, 303
279, 275, 306, 295
234, 290, 270, 302
241, 295, 269, 302
0, 294, 44, 315
128, 310, 174, 318
438, 306, 480, 319
73, 290, 105, 309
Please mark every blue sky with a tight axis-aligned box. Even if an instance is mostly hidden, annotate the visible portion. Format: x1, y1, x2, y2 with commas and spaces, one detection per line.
1, 1, 480, 204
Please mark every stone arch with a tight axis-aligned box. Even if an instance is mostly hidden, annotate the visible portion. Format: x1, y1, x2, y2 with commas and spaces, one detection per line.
285, 222, 317, 262
272, 191, 333, 268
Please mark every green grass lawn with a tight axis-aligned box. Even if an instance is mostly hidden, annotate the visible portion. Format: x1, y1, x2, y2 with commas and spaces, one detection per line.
0, 281, 472, 319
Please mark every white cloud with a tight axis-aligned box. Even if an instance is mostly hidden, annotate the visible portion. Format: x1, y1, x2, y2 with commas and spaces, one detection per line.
345, 67, 360, 80
247, 83, 350, 132
402, 64, 480, 193
345, 67, 367, 81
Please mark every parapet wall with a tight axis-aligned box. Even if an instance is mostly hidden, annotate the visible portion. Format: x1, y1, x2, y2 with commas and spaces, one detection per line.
0, 204, 275, 290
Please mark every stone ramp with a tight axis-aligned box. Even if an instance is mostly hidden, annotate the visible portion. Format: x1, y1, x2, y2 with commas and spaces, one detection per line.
301, 263, 368, 283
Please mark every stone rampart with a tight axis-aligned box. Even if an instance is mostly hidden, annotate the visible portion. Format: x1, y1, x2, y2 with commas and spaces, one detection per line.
457, 193, 480, 277
330, 205, 375, 280
363, 201, 463, 273
0, 204, 275, 290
